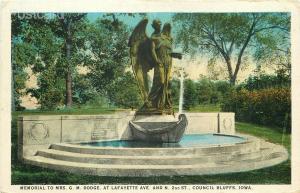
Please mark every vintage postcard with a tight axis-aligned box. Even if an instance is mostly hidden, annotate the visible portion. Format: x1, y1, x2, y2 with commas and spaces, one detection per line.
0, 0, 300, 193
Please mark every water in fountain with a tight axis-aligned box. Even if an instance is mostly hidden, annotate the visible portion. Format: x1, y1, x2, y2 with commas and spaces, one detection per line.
81, 134, 246, 148
179, 69, 184, 114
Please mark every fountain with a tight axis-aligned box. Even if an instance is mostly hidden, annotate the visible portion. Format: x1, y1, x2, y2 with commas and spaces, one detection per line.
18, 18, 288, 177
127, 18, 188, 143
179, 68, 184, 114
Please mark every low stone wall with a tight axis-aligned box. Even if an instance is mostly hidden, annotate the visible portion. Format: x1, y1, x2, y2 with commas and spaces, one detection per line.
18, 111, 234, 158
185, 112, 235, 135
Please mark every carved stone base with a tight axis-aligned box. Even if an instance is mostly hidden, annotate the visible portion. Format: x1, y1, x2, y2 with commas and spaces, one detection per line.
136, 106, 174, 116
129, 114, 188, 143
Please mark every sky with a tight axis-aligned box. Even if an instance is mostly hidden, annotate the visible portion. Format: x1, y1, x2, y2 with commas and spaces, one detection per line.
87, 13, 175, 37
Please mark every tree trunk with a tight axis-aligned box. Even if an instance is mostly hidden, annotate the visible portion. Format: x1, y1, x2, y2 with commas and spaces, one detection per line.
66, 27, 72, 107
224, 57, 236, 86
66, 66, 72, 107
230, 20, 255, 86
229, 75, 237, 86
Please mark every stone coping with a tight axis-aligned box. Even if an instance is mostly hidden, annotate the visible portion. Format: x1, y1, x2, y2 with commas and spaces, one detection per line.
19, 114, 133, 121
19, 112, 235, 120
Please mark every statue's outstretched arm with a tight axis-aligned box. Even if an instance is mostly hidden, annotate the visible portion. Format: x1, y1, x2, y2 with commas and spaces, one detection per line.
171, 52, 183, 60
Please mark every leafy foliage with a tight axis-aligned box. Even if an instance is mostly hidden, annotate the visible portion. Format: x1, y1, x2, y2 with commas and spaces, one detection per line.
238, 73, 290, 91
72, 72, 99, 105
12, 13, 143, 110
12, 13, 291, 117
28, 64, 65, 110
11, 14, 39, 110
11, 43, 35, 110
173, 13, 290, 85
222, 88, 291, 132
107, 72, 142, 109
170, 79, 180, 105
84, 16, 131, 103
170, 77, 233, 110
22, 15, 66, 109
182, 79, 198, 110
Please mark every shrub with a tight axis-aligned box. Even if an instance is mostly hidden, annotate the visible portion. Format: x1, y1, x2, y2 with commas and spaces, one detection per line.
107, 72, 142, 109
238, 74, 290, 91
222, 88, 291, 133
196, 78, 233, 105
183, 79, 198, 110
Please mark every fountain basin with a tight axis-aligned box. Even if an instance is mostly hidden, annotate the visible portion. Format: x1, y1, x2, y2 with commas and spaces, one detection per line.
18, 112, 236, 158
23, 133, 288, 176
18, 113, 288, 177
80, 134, 246, 148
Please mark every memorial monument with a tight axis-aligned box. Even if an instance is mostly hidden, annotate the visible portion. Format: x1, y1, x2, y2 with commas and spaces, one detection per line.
128, 18, 187, 142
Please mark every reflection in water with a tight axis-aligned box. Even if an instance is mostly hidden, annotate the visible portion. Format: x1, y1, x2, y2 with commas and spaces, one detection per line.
80, 134, 246, 148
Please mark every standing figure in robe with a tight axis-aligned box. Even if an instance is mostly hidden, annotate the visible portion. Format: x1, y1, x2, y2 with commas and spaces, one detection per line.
128, 18, 182, 115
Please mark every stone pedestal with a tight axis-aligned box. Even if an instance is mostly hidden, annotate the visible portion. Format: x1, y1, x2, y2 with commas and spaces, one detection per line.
133, 114, 177, 122
129, 114, 187, 143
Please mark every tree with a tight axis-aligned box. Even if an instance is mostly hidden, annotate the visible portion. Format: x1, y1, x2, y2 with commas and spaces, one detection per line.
206, 58, 226, 81
173, 13, 290, 85
11, 43, 33, 110
29, 63, 65, 109
255, 45, 291, 78
18, 14, 66, 109
84, 14, 130, 101
11, 14, 45, 110
15, 13, 141, 110
239, 73, 290, 91
196, 78, 216, 104
107, 72, 142, 109
20, 14, 88, 109
183, 79, 197, 110
52, 13, 87, 107
170, 79, 180, 106
72, 72, 98, 105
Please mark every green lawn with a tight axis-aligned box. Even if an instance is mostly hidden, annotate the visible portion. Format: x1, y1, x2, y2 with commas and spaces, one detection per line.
11, 109, 290, 184
188, 104, 221, 112
236, 122, 290, 154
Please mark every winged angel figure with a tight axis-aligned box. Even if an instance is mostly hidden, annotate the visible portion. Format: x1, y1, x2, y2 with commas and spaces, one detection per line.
128, 18, 182, 115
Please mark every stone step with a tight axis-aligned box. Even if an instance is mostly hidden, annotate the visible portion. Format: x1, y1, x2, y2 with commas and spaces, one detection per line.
24, 146, 288, 177
217, 148, 288, 166
50, 140, 260, 156
36, 147, 272, 165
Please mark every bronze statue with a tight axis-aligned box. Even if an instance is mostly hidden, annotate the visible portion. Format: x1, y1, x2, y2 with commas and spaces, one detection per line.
129, 18, 182, 115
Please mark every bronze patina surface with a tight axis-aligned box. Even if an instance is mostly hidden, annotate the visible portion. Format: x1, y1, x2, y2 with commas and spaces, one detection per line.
129, 18, 182, 115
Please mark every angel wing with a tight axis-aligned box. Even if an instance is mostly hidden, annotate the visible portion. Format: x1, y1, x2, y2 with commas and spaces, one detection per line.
128, 18, 154, 102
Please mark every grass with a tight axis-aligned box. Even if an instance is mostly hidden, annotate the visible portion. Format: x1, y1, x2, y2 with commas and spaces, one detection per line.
188, 104, 221, 112
172, 104, 221, 112
11, 108, 291, 184
236, 122, 291, 154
